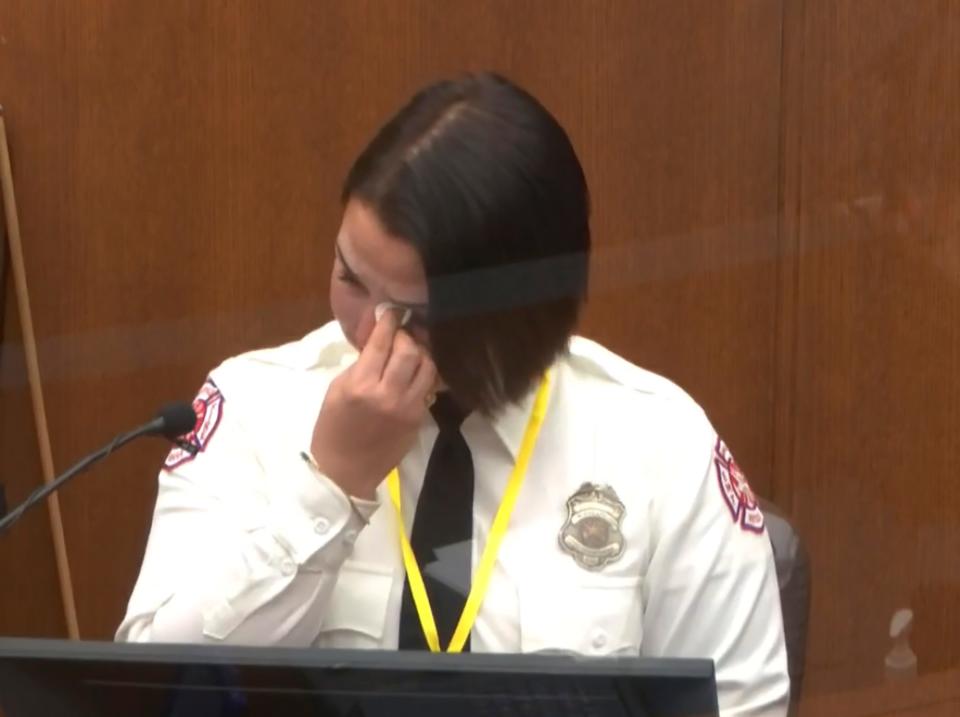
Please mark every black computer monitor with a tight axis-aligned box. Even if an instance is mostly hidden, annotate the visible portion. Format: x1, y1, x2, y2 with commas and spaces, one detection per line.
0, 638, 718, 717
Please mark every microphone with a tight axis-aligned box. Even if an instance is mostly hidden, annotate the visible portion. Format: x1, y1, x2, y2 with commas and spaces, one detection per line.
145, 402, 199, 441
0, 402, 197, 535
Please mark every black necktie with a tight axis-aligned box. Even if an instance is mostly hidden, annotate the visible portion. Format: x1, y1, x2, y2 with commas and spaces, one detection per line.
398, 393, 474, 651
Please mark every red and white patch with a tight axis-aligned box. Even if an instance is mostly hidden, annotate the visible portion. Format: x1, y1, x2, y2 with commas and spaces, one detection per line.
714, 438, 764, 534
163, 378, 224, 470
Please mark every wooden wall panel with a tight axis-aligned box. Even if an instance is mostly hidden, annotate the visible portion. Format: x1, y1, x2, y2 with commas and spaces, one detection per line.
11, 0, 960, 706
0, 0, 785, 643
787, 0, 960, 693
0, 276, 67, 638
0, 0, 73, 638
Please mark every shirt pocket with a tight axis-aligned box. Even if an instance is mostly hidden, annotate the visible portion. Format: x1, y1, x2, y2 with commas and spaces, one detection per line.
518, 575, 643, 656
315, 561, 395, 648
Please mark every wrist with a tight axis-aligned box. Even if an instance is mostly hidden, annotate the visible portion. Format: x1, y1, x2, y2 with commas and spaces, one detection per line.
299, 451, 375, 526
306, 449, 379, 501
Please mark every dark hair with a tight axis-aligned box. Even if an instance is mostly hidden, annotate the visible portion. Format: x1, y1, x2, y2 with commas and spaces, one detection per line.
342, 72, 590, 414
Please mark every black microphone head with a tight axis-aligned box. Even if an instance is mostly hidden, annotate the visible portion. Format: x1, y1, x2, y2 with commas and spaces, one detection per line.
155, 402, 198, 440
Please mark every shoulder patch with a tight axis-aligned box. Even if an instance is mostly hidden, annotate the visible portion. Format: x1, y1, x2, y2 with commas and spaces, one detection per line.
714, 438, 765, 534
163, 378, 224, 470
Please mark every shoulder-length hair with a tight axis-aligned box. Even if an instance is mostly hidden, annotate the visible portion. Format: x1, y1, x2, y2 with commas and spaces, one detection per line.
342, 72, 590, 414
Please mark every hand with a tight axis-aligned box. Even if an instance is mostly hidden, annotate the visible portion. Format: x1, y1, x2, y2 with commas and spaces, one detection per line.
310, 310, 437, 500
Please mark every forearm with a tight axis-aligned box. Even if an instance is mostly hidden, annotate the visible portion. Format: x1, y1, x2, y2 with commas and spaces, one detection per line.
118, 462, 378, 645
119, 531, 342, 645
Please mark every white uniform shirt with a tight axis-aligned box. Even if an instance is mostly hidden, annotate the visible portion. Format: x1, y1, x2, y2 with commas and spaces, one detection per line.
117, 321, 790, 716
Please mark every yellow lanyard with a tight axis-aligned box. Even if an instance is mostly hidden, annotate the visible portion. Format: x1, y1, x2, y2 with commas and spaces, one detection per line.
387, 372, 551, 653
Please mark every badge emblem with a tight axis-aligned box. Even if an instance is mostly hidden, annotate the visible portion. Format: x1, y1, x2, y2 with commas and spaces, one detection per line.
714, 438, 765, 534
558, 483, 626, 570
163, 378, 224, 470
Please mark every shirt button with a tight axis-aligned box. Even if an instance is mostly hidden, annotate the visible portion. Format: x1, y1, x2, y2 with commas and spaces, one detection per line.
279, 558, 296, 576
591, 630, 608, 650
343, 529, 359, 546
313, 517, 331, 535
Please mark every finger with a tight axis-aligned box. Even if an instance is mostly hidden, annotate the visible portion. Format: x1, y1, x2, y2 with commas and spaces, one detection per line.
406, 352, 439, 407
354, 308, 399, 379
381, 331, 423, 390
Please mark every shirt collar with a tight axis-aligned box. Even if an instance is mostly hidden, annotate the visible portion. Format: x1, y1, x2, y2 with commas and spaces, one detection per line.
482, 380, 541, 460
304, 323, 357, 370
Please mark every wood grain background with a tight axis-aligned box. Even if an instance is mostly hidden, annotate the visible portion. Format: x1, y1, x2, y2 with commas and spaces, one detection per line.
0, 0, 957, 703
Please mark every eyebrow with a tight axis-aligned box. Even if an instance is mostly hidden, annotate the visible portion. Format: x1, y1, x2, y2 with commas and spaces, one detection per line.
335, 242, 429, 311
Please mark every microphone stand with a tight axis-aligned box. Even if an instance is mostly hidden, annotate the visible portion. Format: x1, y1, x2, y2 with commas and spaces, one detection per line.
0, 419, 163, 536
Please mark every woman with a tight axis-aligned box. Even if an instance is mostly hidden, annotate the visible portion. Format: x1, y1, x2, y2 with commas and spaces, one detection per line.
118, 72, 789, 716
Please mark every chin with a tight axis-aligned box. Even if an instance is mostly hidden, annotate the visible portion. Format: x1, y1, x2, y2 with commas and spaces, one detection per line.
336, 322, 361, 352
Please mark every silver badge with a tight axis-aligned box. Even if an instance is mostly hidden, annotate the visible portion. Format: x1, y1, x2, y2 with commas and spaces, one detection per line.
558, 483, 626, 570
